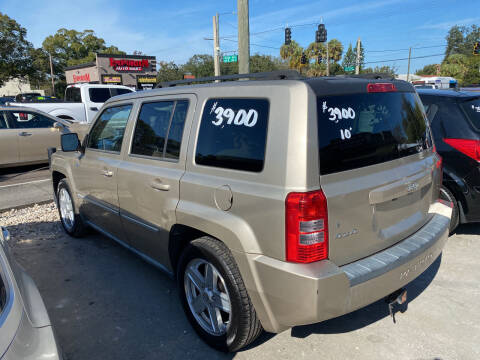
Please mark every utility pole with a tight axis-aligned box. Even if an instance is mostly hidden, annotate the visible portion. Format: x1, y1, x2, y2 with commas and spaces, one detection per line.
213, 13, 221, 79
237, 0, 250, 74
355, 37, 361, 75
326, 45, 330, 76
49, 53, 55, 95
406, 47, 412, 82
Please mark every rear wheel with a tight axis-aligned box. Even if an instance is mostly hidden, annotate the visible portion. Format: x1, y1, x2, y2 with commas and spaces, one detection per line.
439, 185, 459, 234
57, 179, 87, 237
177, 237, 263, 352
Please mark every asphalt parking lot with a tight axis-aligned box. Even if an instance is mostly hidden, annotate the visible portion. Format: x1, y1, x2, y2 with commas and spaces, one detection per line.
1, 203, 479, 360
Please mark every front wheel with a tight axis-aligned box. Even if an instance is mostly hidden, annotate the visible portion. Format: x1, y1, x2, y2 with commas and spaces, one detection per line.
57, 179, 87, 237
177, 237, 263, 352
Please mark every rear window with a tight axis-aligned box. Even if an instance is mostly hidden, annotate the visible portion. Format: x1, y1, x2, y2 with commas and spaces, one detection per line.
318, 92, 430, 175
195, 98, 269, 172
65, 87, 81, 102
89, 88, 112, 103
460, 97, 480, 130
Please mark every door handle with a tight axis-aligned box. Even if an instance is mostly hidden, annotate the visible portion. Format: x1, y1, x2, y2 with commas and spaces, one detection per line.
150, 180, 170, 191
90, 107, 98, 111
18, 132, 32, 137
101, 170, 114, 177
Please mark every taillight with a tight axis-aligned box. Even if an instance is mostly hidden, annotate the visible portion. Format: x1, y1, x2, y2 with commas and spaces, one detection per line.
285, 190, 328, 263
367, 83, 397, 93
443, 138, 480, 162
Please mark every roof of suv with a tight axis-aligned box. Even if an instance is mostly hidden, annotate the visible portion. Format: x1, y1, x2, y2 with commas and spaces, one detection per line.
417, 89, 480, 98
106, 74, 415, 105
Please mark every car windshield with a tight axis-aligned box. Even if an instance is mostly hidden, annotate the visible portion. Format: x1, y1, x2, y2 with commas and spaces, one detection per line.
460, 97, 480, 130
318, 91, 430, 175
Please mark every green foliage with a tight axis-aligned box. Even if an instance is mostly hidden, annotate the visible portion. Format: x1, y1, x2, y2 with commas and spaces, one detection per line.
444, 25, 480, 59
442, 53, 480, 85
362, 65, 398, 76
415, 64, 438, 76
42, 29, 125, 72
342, 43, 356, 71
0, 12, 35, 86
157, 61, 184, 83
183, 54, 214, 78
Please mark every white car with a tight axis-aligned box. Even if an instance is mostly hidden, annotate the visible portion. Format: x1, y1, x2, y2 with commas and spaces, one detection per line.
9, 84, 134, 124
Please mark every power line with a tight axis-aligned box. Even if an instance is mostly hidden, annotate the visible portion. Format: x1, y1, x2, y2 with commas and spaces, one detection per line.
366, 44, 447, 53
363, 53, 445, 65
222, 38, 281, 50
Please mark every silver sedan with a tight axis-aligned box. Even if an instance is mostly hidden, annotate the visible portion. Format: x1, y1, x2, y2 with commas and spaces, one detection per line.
0, 227, 62, 359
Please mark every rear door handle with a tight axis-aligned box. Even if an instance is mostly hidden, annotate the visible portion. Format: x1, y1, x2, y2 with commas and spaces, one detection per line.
90, 107, 98, 111
150, 180, 170, 191
19, 132, 32, 137
102, 170, 114, 177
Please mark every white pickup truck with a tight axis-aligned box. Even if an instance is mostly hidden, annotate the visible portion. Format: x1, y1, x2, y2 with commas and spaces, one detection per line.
9, 84, 134, 123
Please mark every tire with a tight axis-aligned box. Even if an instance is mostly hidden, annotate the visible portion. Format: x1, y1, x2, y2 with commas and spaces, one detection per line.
439, 185, 459, 234
56, 179, 87, 237
177, 236, 263, 352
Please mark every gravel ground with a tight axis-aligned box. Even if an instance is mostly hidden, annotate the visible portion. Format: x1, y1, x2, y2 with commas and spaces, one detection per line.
1, 203, 479, 360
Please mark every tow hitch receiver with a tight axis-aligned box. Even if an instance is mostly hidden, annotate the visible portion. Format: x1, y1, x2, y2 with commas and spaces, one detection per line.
386, 288, 407, 323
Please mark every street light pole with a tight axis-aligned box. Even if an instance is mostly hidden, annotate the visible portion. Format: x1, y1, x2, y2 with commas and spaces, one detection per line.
237, 0, 250, 74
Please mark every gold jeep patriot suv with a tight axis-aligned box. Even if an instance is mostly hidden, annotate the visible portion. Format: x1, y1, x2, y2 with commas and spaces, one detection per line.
50, 71, 452, 351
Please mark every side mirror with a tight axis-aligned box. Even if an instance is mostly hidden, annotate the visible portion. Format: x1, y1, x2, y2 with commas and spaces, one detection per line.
53, 122, 65, 130
61, 133, 80, 152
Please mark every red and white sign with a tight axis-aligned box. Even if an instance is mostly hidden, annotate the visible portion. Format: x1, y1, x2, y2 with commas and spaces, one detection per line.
109, 58, 149, 72
73, 73, 91, 83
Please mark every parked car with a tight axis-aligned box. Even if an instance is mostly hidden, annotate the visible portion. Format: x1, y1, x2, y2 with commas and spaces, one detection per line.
0, 97, 15, 106
51, 72, 451, 351
8, 84, 134, 124
0, 227, 62, 359
14, 92, 42, 103
418, 89, 480, 232
0, 106, 88, 168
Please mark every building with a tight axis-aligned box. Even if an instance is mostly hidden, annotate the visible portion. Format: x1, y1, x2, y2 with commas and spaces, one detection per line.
0, 78, 45, 96
65, 53, 157, 90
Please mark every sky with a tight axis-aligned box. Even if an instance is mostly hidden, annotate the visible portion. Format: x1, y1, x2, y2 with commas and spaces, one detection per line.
1, 0, 477, 74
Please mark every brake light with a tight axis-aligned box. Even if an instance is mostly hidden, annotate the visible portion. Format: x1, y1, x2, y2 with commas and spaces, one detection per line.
443, 138, 480, 162
286, 190, 328, 263
433, 144, 442, 169
367, 83, 397, 93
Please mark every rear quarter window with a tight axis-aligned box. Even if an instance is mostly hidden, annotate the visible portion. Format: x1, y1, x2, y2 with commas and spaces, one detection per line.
195, 98, 269, 172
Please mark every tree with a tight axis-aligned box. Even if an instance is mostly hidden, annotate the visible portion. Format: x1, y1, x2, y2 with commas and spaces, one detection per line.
183, 54, 214, 78
342, 43, 356, 72
416, 64, 438, 76
156, 61, 184, 83
249, 54, 280, 73
442, 54, 480, 85
42, 29, 125, 71
328, 39, 343, 63
362, 65, 398, 76
0, 12, 34, 86
280, 41, 306, 72
444, 25, 480, 60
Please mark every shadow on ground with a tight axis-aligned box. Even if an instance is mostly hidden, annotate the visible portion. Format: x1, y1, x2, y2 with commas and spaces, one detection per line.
5, 219, 444, 359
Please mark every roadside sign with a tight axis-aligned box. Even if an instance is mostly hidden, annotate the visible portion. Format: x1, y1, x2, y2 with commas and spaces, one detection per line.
344, 66, 355, 72
223, 55, 238, 63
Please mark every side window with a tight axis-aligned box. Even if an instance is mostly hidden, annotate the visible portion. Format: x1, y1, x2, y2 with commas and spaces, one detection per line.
89, 88, 112, 103
131, 100, 189, 160
195, 98, 269, 172
131, 101, 175, 158
8, 111, 54, 129
0, 112, 8, 129
87, 104, 132, 152
65, 87, 81, 102
165, 100, 189, 159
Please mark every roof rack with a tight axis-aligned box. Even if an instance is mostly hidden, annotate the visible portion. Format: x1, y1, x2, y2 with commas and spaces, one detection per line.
155, 70, 303, 88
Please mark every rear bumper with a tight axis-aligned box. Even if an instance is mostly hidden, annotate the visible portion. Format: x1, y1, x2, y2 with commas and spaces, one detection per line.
236, 201, 452, 333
